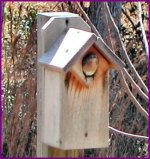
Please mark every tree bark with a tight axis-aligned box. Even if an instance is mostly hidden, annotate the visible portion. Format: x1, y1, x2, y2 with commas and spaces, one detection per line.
87, 2, 122, 39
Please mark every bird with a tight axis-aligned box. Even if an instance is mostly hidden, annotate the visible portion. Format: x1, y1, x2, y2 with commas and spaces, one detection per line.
82, 53, 99, 80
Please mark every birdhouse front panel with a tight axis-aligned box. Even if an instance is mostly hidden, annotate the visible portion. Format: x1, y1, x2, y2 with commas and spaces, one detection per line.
42, 67, 109, 149
61, 71, 109, 149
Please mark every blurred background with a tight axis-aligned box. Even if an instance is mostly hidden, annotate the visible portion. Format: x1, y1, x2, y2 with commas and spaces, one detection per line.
2, 2, 148, 157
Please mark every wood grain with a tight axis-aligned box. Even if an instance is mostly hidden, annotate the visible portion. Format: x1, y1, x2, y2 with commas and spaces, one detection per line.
42, 65, 109, 149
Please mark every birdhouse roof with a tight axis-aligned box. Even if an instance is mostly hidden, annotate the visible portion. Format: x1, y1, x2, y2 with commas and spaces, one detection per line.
39, 28, 97, 72
38, 28, 125, 72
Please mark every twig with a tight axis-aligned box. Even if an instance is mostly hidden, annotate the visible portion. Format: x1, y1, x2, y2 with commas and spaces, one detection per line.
102, 2, 115, 51
52, 2, 59, 10
76, 2, 101, 37
119, 70, 148, 120
122, 8, 136, 29
109, 126, 148, 141
137, 2, 148, 56
122, 68, 148, 102
104, 2, 148, 94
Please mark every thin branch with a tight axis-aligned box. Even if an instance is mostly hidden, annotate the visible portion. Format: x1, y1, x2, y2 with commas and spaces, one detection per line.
52, 2, 59, 10
122, 68, 148, 102
122, 8, 136, 29
137, 2, 148, 56
109, 126, 148, 141
104, 2, 148, 94
103, 2, 115, 51
119, 70, 148, 120
76, 2, 101, 37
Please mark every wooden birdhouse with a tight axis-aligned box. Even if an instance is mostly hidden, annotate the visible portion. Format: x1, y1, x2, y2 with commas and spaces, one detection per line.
37, 12, 124, 150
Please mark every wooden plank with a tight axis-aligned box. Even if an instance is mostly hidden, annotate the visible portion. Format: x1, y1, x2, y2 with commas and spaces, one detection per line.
42, 69, 62, 148
48, 147, 80, 157
37, 14, 50, 157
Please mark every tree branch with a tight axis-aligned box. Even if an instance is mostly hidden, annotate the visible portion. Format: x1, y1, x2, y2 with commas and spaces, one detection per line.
104, 2, 148, 95
122, 68, 148, 102
137, 2, 148, 56
109, 126, 148, 141
122, 8, 136, 30
76, 2, 101, 37
119, 70, 148, 120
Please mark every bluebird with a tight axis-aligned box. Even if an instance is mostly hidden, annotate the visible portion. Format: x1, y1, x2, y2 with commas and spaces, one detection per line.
82, 53, 99, 80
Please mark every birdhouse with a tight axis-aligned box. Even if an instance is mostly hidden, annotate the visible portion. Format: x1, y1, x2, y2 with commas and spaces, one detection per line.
37, 12, 124, 150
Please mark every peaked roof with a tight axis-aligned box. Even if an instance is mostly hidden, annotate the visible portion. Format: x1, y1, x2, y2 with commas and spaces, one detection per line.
38, 28, 97, 72
38, 28, 125, 72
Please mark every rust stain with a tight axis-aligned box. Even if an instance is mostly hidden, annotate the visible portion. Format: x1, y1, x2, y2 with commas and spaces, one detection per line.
64, 71, 71, 90
65, 70, 108, 96
102, 71, 109, 93
65, 72, 84, 94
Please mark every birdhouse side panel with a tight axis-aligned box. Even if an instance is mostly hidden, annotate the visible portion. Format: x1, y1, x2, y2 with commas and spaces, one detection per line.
60, 71, 109, 149
42, 69, 64, 148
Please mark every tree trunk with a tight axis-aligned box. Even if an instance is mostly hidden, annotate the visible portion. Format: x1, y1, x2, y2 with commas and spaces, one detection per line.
87, 2, 122, 39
